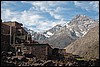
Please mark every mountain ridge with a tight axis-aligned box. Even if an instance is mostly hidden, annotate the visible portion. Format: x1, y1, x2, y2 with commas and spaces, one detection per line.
64, 26, 99, 60
25, 14, 99, 48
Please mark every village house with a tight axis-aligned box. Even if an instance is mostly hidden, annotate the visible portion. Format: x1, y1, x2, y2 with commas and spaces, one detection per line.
3, 21, 31, 45
1, 21, 32, 54
1, 21, 53, 61
58, 49, 66, 55
15, 43, 52, 60
1, 21, 10, 51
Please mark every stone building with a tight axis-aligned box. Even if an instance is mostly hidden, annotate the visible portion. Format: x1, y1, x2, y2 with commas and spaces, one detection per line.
15, 43, 52, 60
58, 49, 66, 55
3, 21, 31, 45
1, 21, 32, 52
1, 22, 10, 51
1, 21, 53, 61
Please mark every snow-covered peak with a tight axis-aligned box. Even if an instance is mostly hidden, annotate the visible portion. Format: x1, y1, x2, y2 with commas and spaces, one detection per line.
25, 14, 98, 45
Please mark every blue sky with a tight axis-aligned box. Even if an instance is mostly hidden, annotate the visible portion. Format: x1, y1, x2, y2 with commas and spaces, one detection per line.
1, 1, 99, 32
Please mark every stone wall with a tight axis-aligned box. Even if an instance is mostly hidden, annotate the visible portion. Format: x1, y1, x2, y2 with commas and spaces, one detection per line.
23, 44, 52, 60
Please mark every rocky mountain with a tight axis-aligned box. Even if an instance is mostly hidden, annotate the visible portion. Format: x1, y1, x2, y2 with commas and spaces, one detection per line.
43, 31, 76, 48
40, 14, 99, 48
25, 14, 99, 49
68, 14, 98, 37
23, 27, 48, 40
64, 26, 99, 60
43, 24, 62, 38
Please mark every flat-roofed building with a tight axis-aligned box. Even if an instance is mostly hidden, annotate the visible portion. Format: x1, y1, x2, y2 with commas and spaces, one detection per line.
1, 22, 10, 51
15, 43, 52, 60
3, 21, 31, 45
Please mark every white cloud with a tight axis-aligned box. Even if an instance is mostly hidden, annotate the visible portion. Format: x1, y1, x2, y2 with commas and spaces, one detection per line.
74, 1, 90, 11
5, 9, 11, 16
1, 1, 16, 6
30, 15, 42, 20
1, 7, 44, 32
55, 7, 61, 13
74, 1, 99, 12
1, 8, 19, 21
20, 10, 44, 27
21, 1, 67, 20
74, 1, 81, 6
32, 20, 66, 32
48, 9, 62, 20
73, 1, 99, 20
1, 6, 68, 32
89, 1, 99, 12
1, 1, 99, 32
11, 17, 17, 21
21, 1, 49, 12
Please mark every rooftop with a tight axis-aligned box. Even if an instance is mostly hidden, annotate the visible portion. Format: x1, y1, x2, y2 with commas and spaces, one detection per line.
3, 21, 23, 26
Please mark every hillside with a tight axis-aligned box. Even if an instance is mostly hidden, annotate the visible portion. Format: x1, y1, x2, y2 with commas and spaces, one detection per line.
42, 14, 98, 48
64, 26, 99, 60
26, 14, 99, 49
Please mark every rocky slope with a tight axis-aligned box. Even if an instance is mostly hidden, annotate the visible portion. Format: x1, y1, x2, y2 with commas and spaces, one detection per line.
64, 26, 99, 60
25, 14, 99, 49
41, 14, 98, 48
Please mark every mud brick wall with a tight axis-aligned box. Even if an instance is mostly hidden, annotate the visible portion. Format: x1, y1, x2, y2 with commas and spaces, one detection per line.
24, 44, 52, 60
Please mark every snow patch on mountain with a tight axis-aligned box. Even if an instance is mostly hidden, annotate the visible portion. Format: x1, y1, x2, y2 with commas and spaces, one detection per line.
81, 31, 87, 37
25, 14, 99, 48
47, 32, 54, 36
74, 30, 81, 37
44, 32, 54, 38
44, 34, 50, 38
